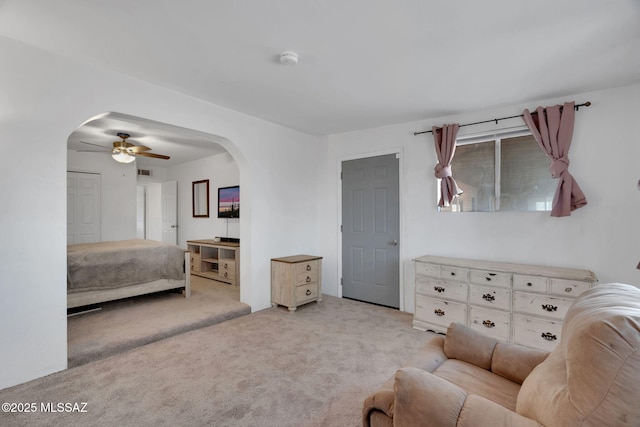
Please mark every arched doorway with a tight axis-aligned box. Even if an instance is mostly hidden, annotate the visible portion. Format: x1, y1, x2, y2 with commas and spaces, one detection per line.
66, 111, 251, 365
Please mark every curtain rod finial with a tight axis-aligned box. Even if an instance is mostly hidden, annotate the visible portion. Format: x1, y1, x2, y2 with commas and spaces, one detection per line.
576, 101, 591, 111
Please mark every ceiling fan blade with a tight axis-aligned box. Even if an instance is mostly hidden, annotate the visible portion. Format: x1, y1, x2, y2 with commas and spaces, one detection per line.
136, 151, 170, 160
128, 145, 151, 153
79, 141, 110, 150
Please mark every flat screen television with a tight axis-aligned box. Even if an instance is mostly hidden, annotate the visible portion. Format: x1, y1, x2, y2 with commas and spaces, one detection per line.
218, 185, 240, 218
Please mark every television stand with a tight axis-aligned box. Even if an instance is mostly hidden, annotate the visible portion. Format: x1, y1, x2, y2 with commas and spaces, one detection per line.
187, 239, 240, 286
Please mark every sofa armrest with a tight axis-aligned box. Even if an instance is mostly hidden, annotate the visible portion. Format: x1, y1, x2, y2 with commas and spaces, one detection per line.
362, 377, 395, 427
457, 395, 542, 427
393, 367, 468, 427
362, 334, 449, 427
404, 334, 447, 372
393, 367, 542, 427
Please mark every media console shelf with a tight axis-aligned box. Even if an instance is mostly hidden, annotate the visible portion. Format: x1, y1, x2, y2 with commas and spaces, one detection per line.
187, 239, 239, 286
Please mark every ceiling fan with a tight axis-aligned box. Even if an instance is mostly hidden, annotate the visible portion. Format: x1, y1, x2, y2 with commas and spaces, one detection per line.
78, 132, 170, 163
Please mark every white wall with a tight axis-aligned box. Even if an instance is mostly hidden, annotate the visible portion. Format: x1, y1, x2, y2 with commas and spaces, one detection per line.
317, 83, 640, 313
167, 152, 240, 247
5, 29, 637, 392
0, 36, 319, 390
67, 150, 137, 241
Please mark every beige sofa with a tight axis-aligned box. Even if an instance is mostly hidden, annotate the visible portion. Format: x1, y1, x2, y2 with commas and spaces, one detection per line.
363, 283, 640, 426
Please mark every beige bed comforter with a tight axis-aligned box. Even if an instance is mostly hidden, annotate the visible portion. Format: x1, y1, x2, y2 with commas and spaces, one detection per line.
67, 239, 186, 293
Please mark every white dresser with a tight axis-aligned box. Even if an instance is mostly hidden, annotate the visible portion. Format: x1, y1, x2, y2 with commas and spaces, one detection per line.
413, 255, 597, 351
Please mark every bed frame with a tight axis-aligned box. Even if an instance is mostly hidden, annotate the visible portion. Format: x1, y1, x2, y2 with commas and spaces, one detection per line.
67, 251, 191, 309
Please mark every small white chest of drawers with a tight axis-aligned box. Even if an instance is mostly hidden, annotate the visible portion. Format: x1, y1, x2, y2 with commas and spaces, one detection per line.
413, 255, 597, 351
271, 255, 323, 311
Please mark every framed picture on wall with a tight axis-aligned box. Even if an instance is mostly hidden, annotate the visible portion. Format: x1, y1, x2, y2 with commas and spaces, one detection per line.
218, 185, 240, 218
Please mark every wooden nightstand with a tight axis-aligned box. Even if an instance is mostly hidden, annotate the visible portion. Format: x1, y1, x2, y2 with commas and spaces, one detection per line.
271, 255, 323, 311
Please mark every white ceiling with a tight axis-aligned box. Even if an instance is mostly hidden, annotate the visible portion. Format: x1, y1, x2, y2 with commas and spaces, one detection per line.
1, 0, 639, 165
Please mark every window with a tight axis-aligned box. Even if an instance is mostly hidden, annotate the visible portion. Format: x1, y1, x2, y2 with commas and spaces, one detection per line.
439, 129, 555, 212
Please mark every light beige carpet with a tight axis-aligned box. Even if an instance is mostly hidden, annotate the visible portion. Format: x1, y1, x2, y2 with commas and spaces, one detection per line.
1, 294, 434, 427
68, 275, 251, 367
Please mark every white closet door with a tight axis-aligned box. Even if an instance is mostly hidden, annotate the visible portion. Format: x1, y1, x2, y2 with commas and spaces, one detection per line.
136, 185, 146, 239
67, 171, 101, 244
161, 180, 177, 245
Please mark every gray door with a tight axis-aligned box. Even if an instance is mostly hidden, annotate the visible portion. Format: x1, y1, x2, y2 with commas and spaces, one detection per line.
342, 154, 399, 308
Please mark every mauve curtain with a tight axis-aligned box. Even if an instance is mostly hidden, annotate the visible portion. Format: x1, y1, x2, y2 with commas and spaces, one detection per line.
522, 102, 587, 217
433, 124, 462, 207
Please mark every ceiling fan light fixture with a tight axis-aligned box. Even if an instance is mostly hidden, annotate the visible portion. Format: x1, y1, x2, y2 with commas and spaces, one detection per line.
112, 150, 135, 163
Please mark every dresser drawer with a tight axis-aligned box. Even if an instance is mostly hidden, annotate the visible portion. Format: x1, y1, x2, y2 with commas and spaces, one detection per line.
220, 268, 235, 281
513, 274, 548, 293
294, 259, 319, 275
219, 260, 235, 276
440, 265, 468, 282
513, 292, 574, 320
294, 261, 319, 285
190, 253, 201, 272
415, 262, 440, 278
469, 284, 511, 310
469, 306, 510, 342
296, 283, 318, 304
416, 278, 468, 303
470, 269, 511, 288
513, 314, 562, 352
415, 295, 467, 329
549, 278, 591, 297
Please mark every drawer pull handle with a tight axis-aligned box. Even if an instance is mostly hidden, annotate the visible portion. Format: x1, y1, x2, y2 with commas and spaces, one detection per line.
306, 289, 312, 296
485, 277, 492, 281
434, 309, 445, 316
541, 332, 557, 341
488, 273, 496, 276
482, 293, 495, 302
527, 282, 533, 287
224, 264, 228, 269
482, 320, 495, 328
224, 272, 228, 278
565, 287, 572, 293
542, 304, 557, 312
450, 272, 456, 276
306, 276, 311, 283
434, 286, 445, 293
306, 264, 312, 271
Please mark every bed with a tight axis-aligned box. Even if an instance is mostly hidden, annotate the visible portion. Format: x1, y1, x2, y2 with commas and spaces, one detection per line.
67, 239, 191, 309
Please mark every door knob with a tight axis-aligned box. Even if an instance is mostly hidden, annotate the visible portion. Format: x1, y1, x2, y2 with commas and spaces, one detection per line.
390, 240, 398, 246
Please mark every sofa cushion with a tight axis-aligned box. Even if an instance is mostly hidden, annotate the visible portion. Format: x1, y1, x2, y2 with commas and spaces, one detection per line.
444, 322, 498, 370
434, 359, 521, 411
492, 342, 548, 384
517, 283, 640, 426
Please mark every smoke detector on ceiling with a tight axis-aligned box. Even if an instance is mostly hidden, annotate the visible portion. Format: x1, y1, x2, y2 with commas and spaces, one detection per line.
280, 51, 299, 66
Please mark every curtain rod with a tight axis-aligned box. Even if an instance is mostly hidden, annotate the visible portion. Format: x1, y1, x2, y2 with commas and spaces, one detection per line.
413, 101, 591, 136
